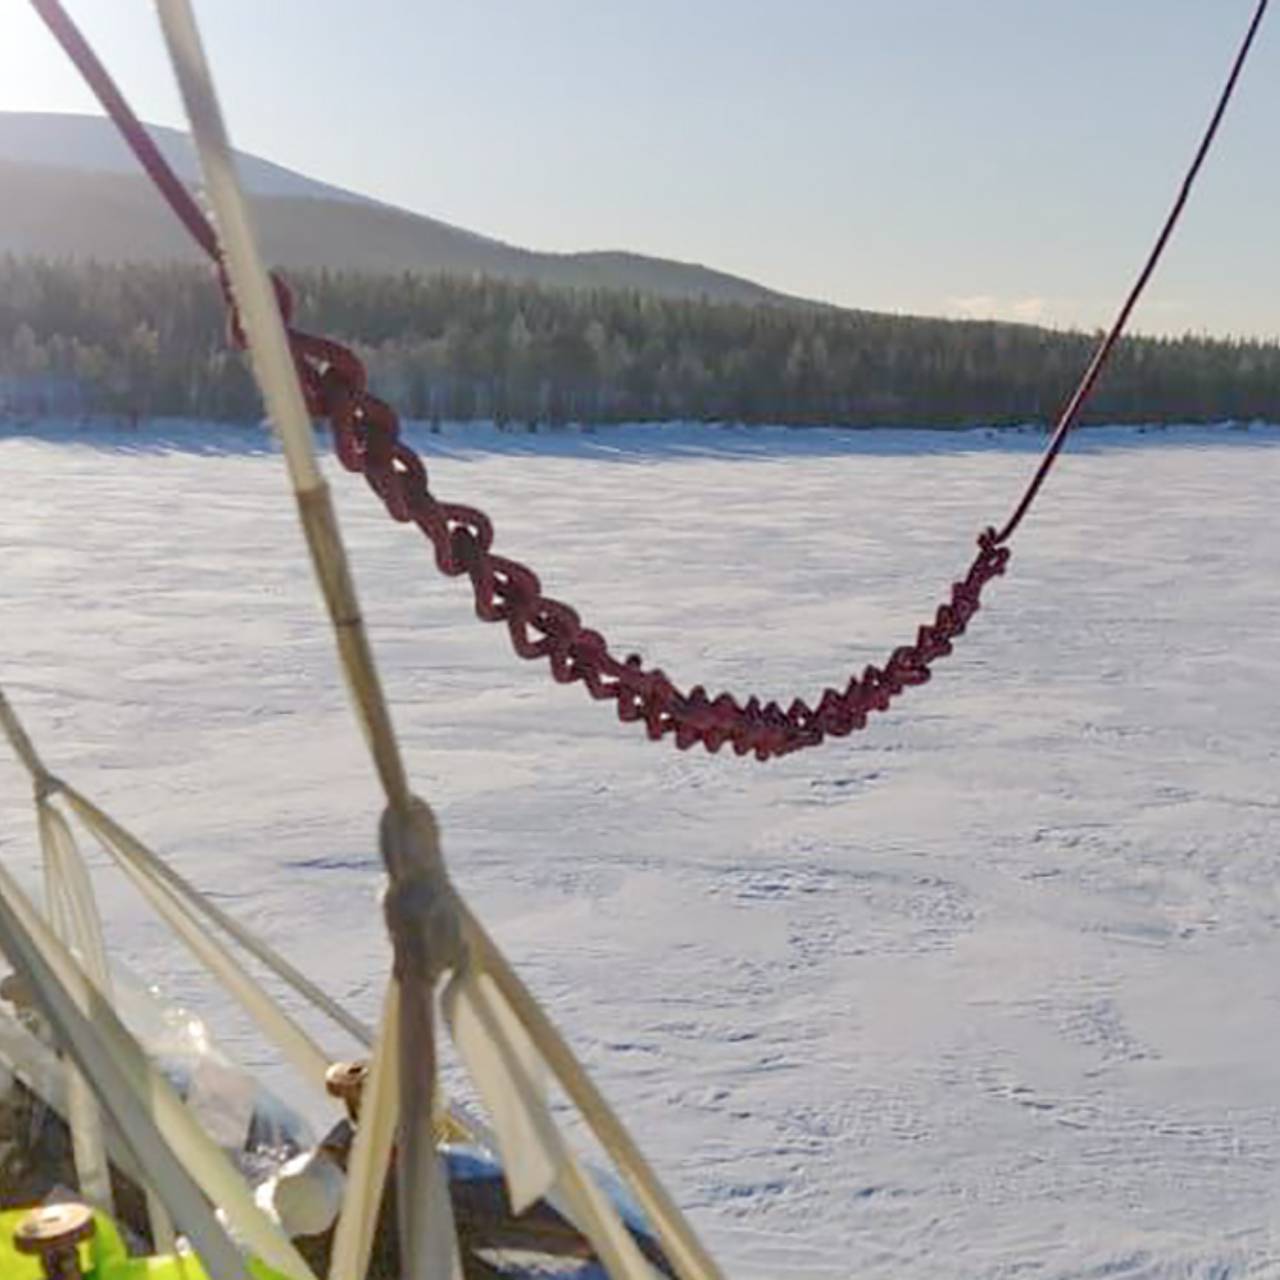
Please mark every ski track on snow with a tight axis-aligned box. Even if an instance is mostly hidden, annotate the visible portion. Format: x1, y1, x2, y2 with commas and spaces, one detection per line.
2, 419, 1279, 1277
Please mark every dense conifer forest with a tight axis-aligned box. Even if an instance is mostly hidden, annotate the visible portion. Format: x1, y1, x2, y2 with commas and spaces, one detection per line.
2, 257, 1277, 426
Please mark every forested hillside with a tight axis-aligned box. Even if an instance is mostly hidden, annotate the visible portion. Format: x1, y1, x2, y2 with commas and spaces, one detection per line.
2, 258, 1278, 426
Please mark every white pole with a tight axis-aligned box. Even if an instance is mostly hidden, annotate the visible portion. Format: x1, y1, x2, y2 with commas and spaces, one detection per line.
151, 8, 450, 1277
153, 0, 412, 811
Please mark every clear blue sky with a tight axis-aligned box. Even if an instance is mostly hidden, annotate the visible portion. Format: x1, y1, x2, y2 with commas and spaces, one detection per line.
2, 1, 1276, 338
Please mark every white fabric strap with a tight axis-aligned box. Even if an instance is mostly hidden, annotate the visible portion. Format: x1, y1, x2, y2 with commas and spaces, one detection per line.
37, 798, 115, 1213
0, 862, 252, 1279
328, 981, 400, 1280
462, 908, 724, 1280
445, 968, 658, 1280
71, 795, 332, 1092
0, 859, 317, 1280
445, 970, 554, 1212
63, 785, 372, 1046
0, 1004, 167, 1207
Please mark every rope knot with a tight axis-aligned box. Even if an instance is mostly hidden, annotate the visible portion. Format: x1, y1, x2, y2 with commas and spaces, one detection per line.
379, 796, 463, 982
33, 772, 65, 803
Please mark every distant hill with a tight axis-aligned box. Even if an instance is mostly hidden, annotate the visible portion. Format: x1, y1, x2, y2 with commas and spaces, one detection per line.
0, 111, 380, 205
0, 112, 797, 307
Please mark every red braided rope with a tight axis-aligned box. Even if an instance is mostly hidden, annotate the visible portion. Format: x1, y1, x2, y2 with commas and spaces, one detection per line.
288, 318, 1011, 759
29, 0, 1267, 759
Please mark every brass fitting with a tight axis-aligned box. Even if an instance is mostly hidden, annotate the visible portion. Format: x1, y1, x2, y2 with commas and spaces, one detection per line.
13, 1204, 95, 1280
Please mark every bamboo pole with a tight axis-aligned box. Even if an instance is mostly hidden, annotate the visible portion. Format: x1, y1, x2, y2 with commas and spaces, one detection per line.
152, 0, 410, 815
152, 5, 444, 1274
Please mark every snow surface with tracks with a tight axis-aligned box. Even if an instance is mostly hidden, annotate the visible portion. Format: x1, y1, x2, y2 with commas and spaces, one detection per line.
2, 420, 1279, 1278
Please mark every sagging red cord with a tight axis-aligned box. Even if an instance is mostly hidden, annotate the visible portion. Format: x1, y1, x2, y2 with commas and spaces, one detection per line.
28, 0, 1268, 759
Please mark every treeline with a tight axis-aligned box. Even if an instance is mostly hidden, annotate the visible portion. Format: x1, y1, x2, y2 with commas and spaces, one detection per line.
2, 256, 1279, 426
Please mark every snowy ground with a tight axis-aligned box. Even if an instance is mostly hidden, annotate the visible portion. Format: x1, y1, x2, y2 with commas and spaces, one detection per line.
2, 419, 1279, 1278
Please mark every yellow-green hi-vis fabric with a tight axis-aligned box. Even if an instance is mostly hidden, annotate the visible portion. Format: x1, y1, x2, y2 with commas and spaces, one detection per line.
0, 1210, 293, 1280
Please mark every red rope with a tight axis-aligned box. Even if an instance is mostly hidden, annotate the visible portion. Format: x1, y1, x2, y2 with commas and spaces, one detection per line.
992, 0, 1270, 546
29, 0, 1268, 759
29, 0, 220, 260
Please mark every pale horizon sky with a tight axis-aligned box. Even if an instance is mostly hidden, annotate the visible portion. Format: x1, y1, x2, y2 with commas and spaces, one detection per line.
2, 1, 1277, 339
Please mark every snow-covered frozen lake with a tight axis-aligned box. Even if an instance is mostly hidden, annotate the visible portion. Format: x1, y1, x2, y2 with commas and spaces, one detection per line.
2, 420, 1279, 1278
